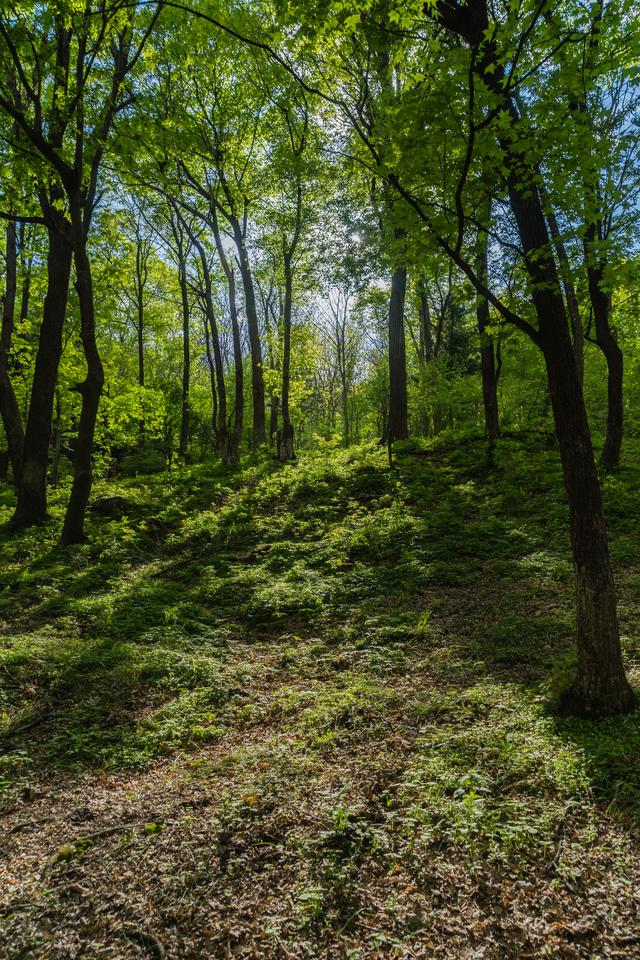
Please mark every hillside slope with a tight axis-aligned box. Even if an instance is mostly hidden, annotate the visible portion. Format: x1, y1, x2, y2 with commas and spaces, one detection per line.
1, 436, 639, 959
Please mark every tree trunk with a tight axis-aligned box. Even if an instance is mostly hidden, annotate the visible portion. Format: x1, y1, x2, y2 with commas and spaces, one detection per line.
434, 0, 634, 716
202, 311, 218, 449
60, 220, 104, 545
178, 254, 190, 462
278, 254, 295, 461
193, 237, 230, 460
12, 225, 73, 527
210, 208, 242, 463
475, 218, 500, 440
387, 262, 409, 442
0, 220, 24, 482
584, 233, 623, 473
506, 132, 633, 718
270, 392, 279, 445
51, 388, 63, 489
545, 204, 584, 385
418, 280, 434, 363
231, 223, 266, 447
137, 286, 145, 443
341, 377, 350, 446
228, 269, 243, 463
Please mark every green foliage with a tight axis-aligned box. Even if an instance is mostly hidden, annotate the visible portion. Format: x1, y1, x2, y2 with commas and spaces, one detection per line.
0, 435, 638, 830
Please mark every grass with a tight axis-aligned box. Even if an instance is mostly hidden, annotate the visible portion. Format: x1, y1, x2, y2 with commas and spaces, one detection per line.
1, 432, 639, 957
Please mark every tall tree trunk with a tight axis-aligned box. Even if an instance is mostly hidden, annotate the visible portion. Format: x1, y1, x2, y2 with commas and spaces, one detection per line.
0, 220, 24, 481
51, 388, 62, 489
210, 207, 242, 462
178, 252, 190, 462
230, 220, 266, 447
386, 262, 409, 442
504, 127, 633, 720
137, 311, 145, 390
137, 284, 145, 443
418, 280, 434, 363
505, 135, 632, 717
18, 223, 32, 326
475, 218, 500, 440
278, 253, 295, 461
229, 271, 244, 463
340, 363, 350, 447
270, 392, 279, 444
202, 312, 218, 449
417, 280, 433, 436
545, 205, 584, 385
435, 0, 634, 716
12, 225, 73, 527
193, 237, 230, 460
584, 230, 623, 473
60, 219, 104, 545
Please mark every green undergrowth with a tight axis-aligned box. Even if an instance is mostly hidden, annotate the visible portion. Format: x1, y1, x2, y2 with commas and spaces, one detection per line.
1, 432, 639, 867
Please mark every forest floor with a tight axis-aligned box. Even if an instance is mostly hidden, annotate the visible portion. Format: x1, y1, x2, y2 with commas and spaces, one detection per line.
1, 434, 639, 960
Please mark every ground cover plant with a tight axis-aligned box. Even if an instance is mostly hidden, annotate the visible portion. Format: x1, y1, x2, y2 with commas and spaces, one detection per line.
1, 436, 639, 958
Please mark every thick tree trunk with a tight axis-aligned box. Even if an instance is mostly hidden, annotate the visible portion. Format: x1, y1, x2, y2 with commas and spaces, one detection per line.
475, 220, 500, 440
60, 222, 104, 545
0, 220, 24, 482
434, 0, 634, 716
12, 225, 73, 527
387, 262, 409, 442
506, 143, 633, 718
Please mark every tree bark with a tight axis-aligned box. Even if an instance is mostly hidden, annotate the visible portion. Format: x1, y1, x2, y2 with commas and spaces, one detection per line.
545, 204, 584, 385
278, 182, 303, 462
475, 217, 500, 440
177, 242, 190, 462
60, 210, 105, 545
228, 270, 244, 463
134, 232, 147, 443
231, 221, 266, 447
12, 224, 73, 527
0, 220, 25, 482
193, 236, 231, 461
51, 388, 63, 489
278, 254, 295, 461
202, 311, 218, 449
386, 262, 409, 442
210, 207, 242, 462
434, 0, 634, 716
584, 228, 623, 473
270, 392, 279, 444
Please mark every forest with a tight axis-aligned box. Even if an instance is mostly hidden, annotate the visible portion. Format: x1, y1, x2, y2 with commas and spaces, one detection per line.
0, 0, 639, 957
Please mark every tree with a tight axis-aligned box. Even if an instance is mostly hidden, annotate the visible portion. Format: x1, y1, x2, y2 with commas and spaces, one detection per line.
0, 0, 161, 540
